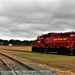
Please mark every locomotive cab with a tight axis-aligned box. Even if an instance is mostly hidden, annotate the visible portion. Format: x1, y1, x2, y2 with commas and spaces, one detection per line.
32, 35, 46, 53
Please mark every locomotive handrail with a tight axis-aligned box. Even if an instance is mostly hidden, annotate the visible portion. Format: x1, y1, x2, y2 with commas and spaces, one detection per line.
71, 41, 75, 47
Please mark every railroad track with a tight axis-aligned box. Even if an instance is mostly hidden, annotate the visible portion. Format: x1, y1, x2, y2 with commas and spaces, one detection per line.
0, 53, 58, 75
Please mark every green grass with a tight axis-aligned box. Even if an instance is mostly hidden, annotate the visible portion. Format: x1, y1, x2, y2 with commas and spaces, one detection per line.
6, 51, 75, 71
1, 50, 75, 72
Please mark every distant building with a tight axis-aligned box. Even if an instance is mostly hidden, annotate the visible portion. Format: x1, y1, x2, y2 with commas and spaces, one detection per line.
8, 44, 12, 46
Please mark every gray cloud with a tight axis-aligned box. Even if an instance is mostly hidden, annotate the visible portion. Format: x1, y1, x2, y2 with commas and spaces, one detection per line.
0, 0, 75, 40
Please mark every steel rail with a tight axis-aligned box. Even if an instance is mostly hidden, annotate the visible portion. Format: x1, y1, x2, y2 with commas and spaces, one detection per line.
0, 53, 34, 70
0, 57, 18, 75
0, 53, 47, 75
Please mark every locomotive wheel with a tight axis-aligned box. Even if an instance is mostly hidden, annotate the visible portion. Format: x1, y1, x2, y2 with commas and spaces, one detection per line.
64, 48, 70, 55
57, 47, 70, 55
32, 47, 35, 52
57, 49, 61, 54
41, 47, 45, 53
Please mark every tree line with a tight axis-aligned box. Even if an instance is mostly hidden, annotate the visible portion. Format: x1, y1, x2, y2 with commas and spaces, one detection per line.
0, 39, 34, 46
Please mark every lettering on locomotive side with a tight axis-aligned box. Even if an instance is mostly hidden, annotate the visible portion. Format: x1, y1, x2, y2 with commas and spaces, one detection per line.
53, 38, 67, 41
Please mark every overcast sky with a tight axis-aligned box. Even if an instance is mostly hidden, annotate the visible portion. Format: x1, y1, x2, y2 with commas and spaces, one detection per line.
0, 0, 75, 40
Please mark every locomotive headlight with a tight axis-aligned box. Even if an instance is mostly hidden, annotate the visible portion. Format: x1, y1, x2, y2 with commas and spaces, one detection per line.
38, 41, 40, 43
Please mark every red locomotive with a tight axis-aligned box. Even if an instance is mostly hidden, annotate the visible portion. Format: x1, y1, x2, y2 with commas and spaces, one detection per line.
32, 31, 75, 55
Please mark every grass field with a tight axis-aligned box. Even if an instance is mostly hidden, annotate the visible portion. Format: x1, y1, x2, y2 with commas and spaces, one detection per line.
0, 46, 32, 51
0, 46, 75, 73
